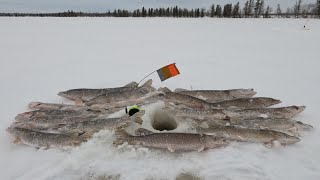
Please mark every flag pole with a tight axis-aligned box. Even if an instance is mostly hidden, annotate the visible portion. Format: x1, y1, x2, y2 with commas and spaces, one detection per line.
136, 70, 157, 87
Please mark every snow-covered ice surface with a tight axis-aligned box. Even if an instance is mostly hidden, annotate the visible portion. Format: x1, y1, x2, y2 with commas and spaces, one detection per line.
0, 17, 319, 180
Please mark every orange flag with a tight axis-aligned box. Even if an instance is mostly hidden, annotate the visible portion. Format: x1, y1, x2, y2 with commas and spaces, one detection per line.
157, 63, 180, 81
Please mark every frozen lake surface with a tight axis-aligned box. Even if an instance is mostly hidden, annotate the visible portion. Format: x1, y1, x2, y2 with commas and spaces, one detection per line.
0, 17, 319, 180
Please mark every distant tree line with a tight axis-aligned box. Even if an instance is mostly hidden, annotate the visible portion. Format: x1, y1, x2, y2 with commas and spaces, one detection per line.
1, 0, 319, 18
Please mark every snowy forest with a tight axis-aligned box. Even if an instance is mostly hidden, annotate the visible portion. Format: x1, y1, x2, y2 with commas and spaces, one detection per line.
1, 0, 320, 18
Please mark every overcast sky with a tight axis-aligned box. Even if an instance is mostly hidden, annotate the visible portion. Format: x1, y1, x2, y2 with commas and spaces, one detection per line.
0, 0, 316, 13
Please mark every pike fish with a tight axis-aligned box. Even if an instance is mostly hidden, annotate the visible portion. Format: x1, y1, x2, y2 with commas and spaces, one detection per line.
210, 97, 282, 110
28, 102, 123, 113
224, 106, 306, 120
174, 88, 257, 103
55, 110, 145, 134
12, 115, 99, 130
161, 87, 280, 110
6, 127, 91, 149
195, 125, 300, 145
15, 109, 98, 121
162, 106, 229, 120
160, 87, 211, 109
114, 128, 228, 152
229, 118, 313, 136
86, 80, 160, 109
58, 81, 138, 103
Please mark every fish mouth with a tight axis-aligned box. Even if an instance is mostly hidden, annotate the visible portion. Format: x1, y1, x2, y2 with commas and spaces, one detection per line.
273, 99, 282, 105
57, 91, 70, 99
296, 121, 313, 130
294, 106, 306, 113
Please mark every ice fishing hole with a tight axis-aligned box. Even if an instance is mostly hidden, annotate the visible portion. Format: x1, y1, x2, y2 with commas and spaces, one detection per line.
152, 110, 177, 131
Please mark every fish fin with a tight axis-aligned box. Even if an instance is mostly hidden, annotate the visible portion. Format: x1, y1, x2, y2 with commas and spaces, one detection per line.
264, 140, 281, 148
288, 127, 300, 137
117, 123, 129, 129
113, 128, 129, 145
123, 81, 138, 88
75, 98, 85, 106
140, 79, 153, 88
132, 110, 145, 118
13, 137, 21, 144
168, 147, 175, 152
174, 88, 188, 92
134, 117, 143, 125
162, 105, 175, 111
80, 131, 94, 140
67, 141, 82, 146
197, 145, 205, 152
158, 87, 172, 93
259, 126, 269, 130
164, 102, 176, 108
43, 144, 50, 150
135, 128, 154, 136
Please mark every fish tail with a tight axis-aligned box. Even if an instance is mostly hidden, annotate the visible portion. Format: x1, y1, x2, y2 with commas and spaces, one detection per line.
113, 128, 129, 145
141, 79, 153, 87
124, 81, 138, 88
174, 88, 188, 92
158, 87, 172, 93
133, 110, 145, 118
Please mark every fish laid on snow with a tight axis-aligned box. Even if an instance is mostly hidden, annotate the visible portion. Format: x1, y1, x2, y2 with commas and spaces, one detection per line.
6, 127, 91, 149
160, 87, 212, 109
114, 128, 228, 152
210, 97, 281, 110
28, 102, 124, 114
224, 106, 306, 120
15, 109, 98, 121
195, 125, 300, 146
228, 118, 313, 136
174, 88, 257, 103
55, 110, 145, 134
86, 80, 160, 109
161, 87, 280, 110
162, 106, 229, 120
58, 81, 138, 104
12, 115, 99, 130
29, 102, 92, 111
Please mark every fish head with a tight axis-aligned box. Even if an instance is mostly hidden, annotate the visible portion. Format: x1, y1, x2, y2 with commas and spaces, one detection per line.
295, 121, 313, 130
58, 90, 80, 100
6, 126, 25, 137
289, 106, 306, 114
10, 122, 33, 130
230, 89, 257, 98
15, 112, 33, 121
260, 97, 282, 106
203, 135, 229, 148
28, 102, 41, 109
276, 134, 300, 145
